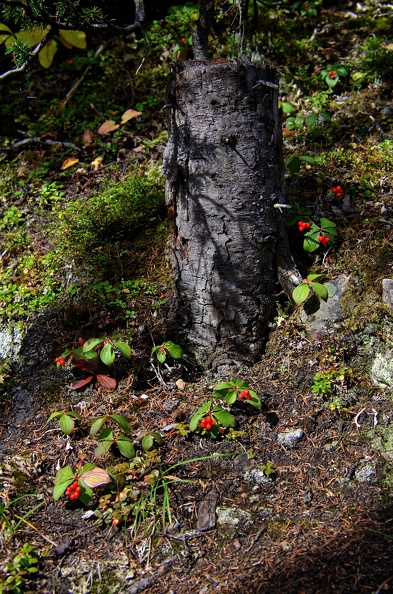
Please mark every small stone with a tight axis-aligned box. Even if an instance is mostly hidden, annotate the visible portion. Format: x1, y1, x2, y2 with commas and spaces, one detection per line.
277, 428, 304, 448
197, 489, 218, 531
243, 467, 271, 488
382, 279, 393, 309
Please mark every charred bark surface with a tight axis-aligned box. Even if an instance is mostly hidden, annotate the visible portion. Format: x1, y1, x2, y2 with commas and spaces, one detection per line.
163, 60, 299, 369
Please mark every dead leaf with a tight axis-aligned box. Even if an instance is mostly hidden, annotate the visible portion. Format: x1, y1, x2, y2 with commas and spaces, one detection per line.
82, 129, 95, 146
90, 157, 103, 170
133, 145, 143, 152
120, 109, 142, 124
98, 120, 120, 135
61, 157, 79, 170
384, 43, 393, 51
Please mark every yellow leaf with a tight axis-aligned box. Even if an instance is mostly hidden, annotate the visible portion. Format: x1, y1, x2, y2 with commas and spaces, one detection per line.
59, 30, 86, 49
98, 120, 120, 135
38, 38, 57, 68
384, 43, 393, 51
90, 157, 103, 170
120, 109, 142, 124
12, 26, 50, 48
0, 23, 13, 45
61, 157, 79, 170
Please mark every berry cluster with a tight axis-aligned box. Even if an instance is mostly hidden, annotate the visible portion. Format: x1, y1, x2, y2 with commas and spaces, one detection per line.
65, 481, 81, 501
238, 389, 252, 400
55, 356, 66, 365
332, 185, 343, 197
200, 416, 216, 430
318, 235, 330, 246
328, 70, 336, 79
298, 221, 311, 232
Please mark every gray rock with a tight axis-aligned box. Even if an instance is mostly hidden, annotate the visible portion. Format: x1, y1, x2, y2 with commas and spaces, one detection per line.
0, 325, 24, 362
300, 276, 349, 340
277, 428, 304, 448
382, 279, 393, 309
243, 467, 271, 488
354, 463, 376, 483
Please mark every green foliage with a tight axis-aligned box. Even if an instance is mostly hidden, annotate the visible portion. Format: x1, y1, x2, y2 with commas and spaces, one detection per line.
0, 495, 44, 540
260, 461, 276, 477
0, 205, 24, 229
1, 543, 41, 593
360, 36, 393, 83
285, 202, 337, 253
54, 169, 165, 273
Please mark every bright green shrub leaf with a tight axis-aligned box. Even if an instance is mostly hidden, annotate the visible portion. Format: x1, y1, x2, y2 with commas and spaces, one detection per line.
116, 435, 135, 459
0, 23, 13, 44
303, 234, 320, 253
281, 101, 296, 114
299, 155, 315, 165
59, 414, 74, 435
212, 410, 236, 428
293, 283, 310, 305
53, 479, 74, 501
90, 416, 107, 436
310, 282, 328, 300
225, 390, 238, 405
307, 273, 324, 281
142, 434, 154, 451
336, 66, 347, 76
249, 390, 261, 409
326, 76, 338, 87
100, 343, 115, 366
83, 337, 105, 352
113, 340, 131, 359
94, 439, 113, 457
213, 382, 233, 391
110, 414, 131, 434
54, 465, 74, 485
47, 411, 63, 422
165, 341, 183, 359
305, 112, 317, 127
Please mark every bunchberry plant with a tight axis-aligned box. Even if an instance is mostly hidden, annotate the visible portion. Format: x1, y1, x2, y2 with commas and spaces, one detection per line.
56, 334, 131, 390
53, 463, 112, 504
286, 202, 337, 253
321, 64, 348, 88
293, 274, 328, 306
190, 380, 261, 439
151, 340, 183, 363
2, 543, 40, 592
90, 413, 135, 459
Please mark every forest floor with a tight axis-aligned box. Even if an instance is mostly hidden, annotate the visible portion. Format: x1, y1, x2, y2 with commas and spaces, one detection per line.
1, 0, 393, 592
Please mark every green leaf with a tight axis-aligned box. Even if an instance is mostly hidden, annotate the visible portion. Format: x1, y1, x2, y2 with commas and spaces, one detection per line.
307, 273, 325, 281
90, 416, 107, 436
225, 390, 238, 405
98, 428, 113, 441
142, 434, 154, 451
165, 341, 183, 359
113, 340, 131, 359
54, 465, 74, 485
320, 111, 331, 122
212, 409, 236, 428
59, 414, 74, 435
47, 411, 63, 422
110, 414, 131, 434
303, 234, 320, 253
94, 439, 113, 457
336, 66, 347, 76
213, 381, 234, 391
310, 282, 328, 300
78, 463, 97, 475
83, 337, 105, 352
281, 101, 296, 114
53, 479, 74, 501
100, 343, 115, 366
293, 283, 310, 305
299, 155, 315, 165
116, 435, 135, 459
326, 76, 339, 87
285, 155, 301, 175
249, 390, 261, 409
305, 112, 317, 127
157, 350, 166, 363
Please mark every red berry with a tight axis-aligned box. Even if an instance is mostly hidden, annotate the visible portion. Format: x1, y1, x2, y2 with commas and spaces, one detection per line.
211, 419, 216, 426
246, 393, 252, 400
205, 423, 212, 430
68, 59, 73, 65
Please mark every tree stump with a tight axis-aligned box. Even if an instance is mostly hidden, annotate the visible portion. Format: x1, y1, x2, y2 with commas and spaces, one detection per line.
163, 60, 299, 369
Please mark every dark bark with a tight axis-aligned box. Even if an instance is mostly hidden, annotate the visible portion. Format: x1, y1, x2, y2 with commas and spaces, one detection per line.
192, 0, 215, 60
163, 60, 300, 369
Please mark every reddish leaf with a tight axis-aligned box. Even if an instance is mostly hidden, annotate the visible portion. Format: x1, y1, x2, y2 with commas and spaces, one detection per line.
120, 109, 142, 124
82, 129, 95, 146
71, 375, 94, 390
96, 374, 117, 390
97, 120, 120, 135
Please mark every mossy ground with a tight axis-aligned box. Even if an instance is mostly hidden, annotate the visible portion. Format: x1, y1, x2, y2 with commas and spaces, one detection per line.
1, 1, 393, 592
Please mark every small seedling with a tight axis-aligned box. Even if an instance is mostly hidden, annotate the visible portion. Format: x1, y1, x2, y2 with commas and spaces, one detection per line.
260, 461, 276, 477
151, 340, 183, 364
293, 274, 328, 306
47, 410, 81, 435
